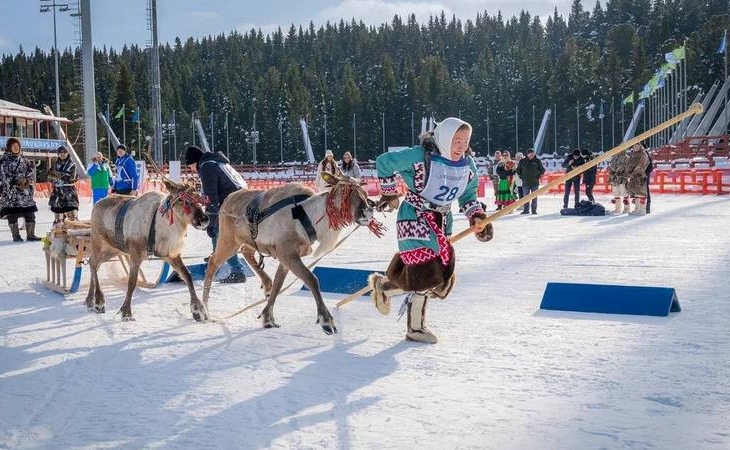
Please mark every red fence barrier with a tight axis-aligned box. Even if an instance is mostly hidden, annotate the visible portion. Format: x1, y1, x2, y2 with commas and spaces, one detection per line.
33, 168, 730, 201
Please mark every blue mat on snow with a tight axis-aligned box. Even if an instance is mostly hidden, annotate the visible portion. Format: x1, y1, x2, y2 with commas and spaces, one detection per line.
539, 282, 681, 317
167, 258, 255, 282
300, 266, 375, 295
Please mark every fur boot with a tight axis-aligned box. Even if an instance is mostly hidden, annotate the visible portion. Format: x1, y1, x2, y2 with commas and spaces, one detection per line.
369, 273, 403, 315
53, 213, 64, 224
630, 197, 647, 216
65, 210, 77, 222
406, 293, 437, 344
25, 223, 42, 241
9, 223, 23, 242
623, 197, 630, 214
611, 198, 622, 214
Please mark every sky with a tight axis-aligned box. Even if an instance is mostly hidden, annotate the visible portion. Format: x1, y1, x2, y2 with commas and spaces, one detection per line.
0, 0, 571, 56
1, 190, 729, 448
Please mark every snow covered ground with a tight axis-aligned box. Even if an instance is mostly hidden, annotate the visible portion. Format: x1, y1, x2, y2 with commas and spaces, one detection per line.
1, 192, 729, 450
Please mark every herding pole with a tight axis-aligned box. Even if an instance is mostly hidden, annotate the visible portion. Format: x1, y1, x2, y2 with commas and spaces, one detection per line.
335, 103, 704, 308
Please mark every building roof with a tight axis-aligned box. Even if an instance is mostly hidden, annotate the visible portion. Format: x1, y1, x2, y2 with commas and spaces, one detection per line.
0, 99, 73, 123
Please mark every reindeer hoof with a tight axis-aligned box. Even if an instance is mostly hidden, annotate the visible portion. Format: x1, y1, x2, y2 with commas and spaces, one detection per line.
263, 320, 280, 329
121, 314, 135, 322
321, 323, 338, 335
94, 305, 105, 314
317, 315, 338, 335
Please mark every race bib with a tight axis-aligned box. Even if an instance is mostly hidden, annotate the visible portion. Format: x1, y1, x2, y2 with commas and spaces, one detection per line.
420, 155, 471, 206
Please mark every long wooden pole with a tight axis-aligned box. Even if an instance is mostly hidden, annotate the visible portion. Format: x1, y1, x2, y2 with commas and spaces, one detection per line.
335, 103, 703, 309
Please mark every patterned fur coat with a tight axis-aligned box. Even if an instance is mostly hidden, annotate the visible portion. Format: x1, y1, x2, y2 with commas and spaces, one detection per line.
0, 151, 37, 218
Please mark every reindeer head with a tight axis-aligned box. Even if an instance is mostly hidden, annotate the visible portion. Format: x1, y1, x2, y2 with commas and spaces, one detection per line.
161, 178, 210, 230
321, 172, 375, 228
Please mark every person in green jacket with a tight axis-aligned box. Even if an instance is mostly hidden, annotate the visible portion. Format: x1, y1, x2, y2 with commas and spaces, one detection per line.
369, 117, 495, 344
87, 152, 113, 204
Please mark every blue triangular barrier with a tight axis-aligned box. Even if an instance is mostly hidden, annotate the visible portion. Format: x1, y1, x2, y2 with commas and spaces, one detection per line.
540, 282, 681, 317
301, 266, 374, 295
167, 258, 255, 282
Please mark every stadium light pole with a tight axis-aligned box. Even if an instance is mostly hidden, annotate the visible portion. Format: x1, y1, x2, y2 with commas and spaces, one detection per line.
40, 0, 70, 116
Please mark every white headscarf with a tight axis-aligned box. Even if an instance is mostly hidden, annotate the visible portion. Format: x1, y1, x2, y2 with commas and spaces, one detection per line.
433, 117, 472, 159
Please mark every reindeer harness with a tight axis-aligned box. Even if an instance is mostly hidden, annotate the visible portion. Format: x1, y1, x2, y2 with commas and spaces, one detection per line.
114, 199, 160, 256
245, 192, 317, 242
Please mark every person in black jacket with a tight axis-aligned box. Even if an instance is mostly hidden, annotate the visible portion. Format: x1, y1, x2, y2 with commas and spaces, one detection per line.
562, 149, 585, 209
516, 148, 545, 214
644, 147, 653, 214
185, 146, 248, 283
580, 149, 597, 203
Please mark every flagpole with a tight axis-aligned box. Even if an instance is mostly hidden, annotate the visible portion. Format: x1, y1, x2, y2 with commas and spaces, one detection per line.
611, 95, 616, 148
353, 112, 356, 159
575, 100, 580, 149
137, 111, 140, 155
122, 104, 126, 145
514, 106, 518, 151
553, 103, 557, 154
600, 99, 604, 151
722, 29, 727, 134
486, 108, 490, 154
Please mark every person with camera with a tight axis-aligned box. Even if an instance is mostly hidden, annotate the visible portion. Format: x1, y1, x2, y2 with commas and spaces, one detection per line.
0, 138, 41, 242
48, 145, 79, 223
111, 144, 139, 195
87, 151, 114, 204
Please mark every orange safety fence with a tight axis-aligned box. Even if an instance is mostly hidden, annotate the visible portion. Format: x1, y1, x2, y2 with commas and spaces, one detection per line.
543, 169, 730, 196
34, 169, 729, 201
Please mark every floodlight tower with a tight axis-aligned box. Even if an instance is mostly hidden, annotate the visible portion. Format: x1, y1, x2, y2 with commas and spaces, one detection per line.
39, 0, 70, 116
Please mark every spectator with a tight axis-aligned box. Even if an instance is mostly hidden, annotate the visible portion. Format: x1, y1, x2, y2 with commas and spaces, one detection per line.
513, 151, 524, 200
581, 149, 597, 203
495, 151, 517, 209
184, 145, 248, 283
516, 148, 545, 214
644, 147, 654, 214
315, 149, 341, 192
87, 152, 114, 204
111, 144, 139, 195
48, 145, 79, 223
489, 150, 502, 208
0, 138, 41, 242
562, 149, 585, 209
340, 151, 361, 179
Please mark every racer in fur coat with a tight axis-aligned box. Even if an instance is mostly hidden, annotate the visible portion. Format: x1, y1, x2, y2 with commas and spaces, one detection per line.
369, 117, 494, 344
625, 143, 651, 216
607, 150, 630, 214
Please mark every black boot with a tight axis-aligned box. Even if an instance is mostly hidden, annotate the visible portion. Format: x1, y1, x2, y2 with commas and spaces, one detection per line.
219, 271, 246, 284
9, 223, 23, 242
25, 223, 42, 241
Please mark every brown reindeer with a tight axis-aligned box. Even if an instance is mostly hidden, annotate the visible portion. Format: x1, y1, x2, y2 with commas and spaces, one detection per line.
202, 172, 383, 333
84, 178, 209, 321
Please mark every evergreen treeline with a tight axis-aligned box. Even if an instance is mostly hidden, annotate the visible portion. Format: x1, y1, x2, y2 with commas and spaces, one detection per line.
0, 0, 728, 163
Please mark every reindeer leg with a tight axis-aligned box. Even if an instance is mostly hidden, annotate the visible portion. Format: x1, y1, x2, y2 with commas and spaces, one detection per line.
284, 253, 337, 335
86, 247, 116, 314
243, 247, 271, 297
169, 255, 207, 322
119, 257, 141, 321
203, 235, 242, 306
259, 263, 289, 329
85, 255, 99, 312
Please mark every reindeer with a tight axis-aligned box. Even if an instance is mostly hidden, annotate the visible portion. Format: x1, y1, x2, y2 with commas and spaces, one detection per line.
201, 172, 383, 334
84, 178, 209, 321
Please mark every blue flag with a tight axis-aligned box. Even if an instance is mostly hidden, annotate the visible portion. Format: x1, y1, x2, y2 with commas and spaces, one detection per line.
131, 109, 140, 123
719, 33, 727, 54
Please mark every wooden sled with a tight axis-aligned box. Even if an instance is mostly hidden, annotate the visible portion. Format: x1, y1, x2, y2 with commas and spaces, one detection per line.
41, 220, 170, 295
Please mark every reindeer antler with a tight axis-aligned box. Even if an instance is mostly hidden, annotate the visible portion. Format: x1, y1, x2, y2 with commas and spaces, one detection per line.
142, 149, 181, 188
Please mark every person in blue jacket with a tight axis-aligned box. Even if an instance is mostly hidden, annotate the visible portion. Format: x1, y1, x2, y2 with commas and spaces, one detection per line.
111, 144, 139, 195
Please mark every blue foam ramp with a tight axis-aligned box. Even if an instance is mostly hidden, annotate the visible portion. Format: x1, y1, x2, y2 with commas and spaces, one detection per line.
540, 282, 681, 317
301, 267, 374, 295
167, 258, 254, 282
